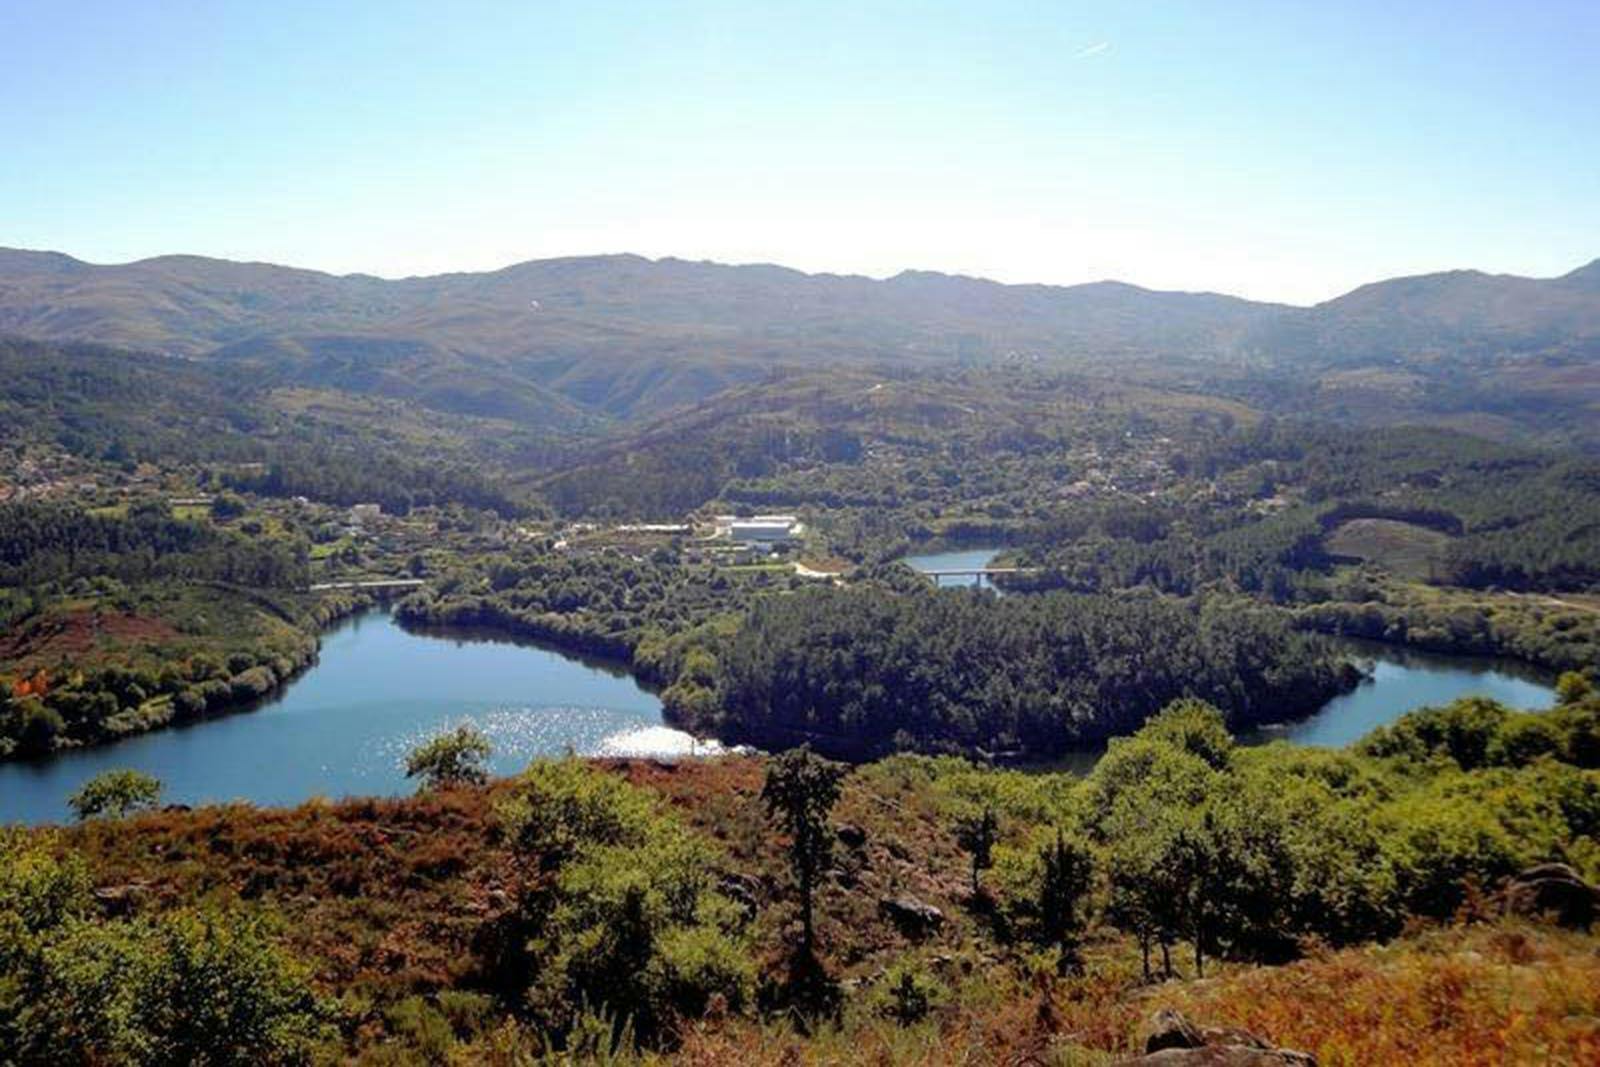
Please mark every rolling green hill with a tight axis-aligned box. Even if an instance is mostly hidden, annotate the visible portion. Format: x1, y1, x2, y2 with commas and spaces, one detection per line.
3, 248, 1600, 447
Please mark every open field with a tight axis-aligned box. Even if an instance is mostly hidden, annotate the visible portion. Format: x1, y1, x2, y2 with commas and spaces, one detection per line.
1325, 517, 1453, 580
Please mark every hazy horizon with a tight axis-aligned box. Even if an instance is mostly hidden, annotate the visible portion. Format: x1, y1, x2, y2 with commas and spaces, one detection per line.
4, 1, 1597, 304
8, 240, 1600, 310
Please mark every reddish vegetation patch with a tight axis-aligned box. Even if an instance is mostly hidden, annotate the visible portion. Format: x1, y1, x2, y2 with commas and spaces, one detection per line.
45, 759, 1600, 1064
63, 757, 980, 998
68, 788, 509, 997
0, 608, 182, 670
1168, 926, 1600, 1066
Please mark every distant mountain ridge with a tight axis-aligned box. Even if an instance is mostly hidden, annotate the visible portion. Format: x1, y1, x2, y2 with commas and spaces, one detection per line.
0, 247, 1597, 429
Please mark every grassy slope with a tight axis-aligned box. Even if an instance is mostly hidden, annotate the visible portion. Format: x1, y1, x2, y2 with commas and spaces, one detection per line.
56, 757, 1600, 1065
1324, 517, 1452, 581
0, 584, 310, 678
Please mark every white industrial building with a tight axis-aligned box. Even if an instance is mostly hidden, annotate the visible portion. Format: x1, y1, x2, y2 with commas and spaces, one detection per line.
715, 513, 803, 544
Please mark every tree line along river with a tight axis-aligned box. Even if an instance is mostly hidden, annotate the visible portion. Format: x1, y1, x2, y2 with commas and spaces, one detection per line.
0, 548, 1556, 824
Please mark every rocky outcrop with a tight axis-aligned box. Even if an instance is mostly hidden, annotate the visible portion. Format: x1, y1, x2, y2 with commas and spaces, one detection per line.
1503, 863, 1600, 929
836, 822, 867, 848
1121, 1010, 1316, 1066
93, 881, 153, 918
877, 894, 945, 937
1144, 1009, 1205, 1053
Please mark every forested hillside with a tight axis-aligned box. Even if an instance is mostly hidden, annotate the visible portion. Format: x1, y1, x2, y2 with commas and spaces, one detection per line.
0, 337, 537, 516
3, 248, 1599, 444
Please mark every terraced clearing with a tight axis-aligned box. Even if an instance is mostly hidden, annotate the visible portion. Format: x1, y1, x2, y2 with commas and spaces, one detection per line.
1325, 517, 1454, 580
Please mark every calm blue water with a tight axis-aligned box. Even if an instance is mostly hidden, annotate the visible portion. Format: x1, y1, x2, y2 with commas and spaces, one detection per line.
902, 545, 1004, 590
0, 610, 707, 826
1243, 638, 1555, 748
903, 546, 1558, 753
0, 602, 1562, 824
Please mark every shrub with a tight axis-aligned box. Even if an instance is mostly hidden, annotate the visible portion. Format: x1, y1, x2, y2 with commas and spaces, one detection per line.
497, 758, 750, 1046
228, 666, 277, 703
872, 958, 946, 1024
39, 908, 330, 1065
405, 725, 493, 791
67, 769, 164, 821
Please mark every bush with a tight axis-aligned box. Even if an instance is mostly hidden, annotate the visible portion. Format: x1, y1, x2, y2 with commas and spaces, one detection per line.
405, 725, 492, 791
2, 834, 326, 1065
67, 769, 164, 821
871, 959, 946, 1024
228, 665, 278, 703
39, 908, 329, 1065
496, 758, 750, 1046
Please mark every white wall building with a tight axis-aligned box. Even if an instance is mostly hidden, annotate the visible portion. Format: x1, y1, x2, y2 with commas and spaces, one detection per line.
716, 513, 803, 544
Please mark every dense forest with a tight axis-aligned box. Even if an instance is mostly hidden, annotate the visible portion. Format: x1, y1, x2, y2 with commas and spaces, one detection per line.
393, 551, 794, 683
0, 337, 533, 516
702, 586, 1354, 757
1013, 423, 1600, 600
0, 500, 307, 590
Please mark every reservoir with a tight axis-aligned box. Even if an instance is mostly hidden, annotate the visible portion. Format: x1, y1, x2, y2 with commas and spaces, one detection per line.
902, 545, 1005, 590
0, 610, 703, 826
0, 605, 1560, 824
1244, 637, 1555, 748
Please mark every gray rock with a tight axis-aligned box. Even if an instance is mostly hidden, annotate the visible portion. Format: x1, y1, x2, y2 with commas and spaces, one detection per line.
1122, 1011, 1315, 1066
1125, 1050, 1316, 1065
1504, 862, 1600, 929
878, 894, 945, 936
93, 882, 151, 917
1145, 1009, 1204, 1053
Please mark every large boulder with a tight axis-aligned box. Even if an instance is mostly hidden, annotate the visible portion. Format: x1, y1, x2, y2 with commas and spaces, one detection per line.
1121, 1011, 1316, 1066
1504, 863, 1600, 929
878, 894, 945, 937
1125, 1051, 1316, 1066
1144, 1009, 1204, 1053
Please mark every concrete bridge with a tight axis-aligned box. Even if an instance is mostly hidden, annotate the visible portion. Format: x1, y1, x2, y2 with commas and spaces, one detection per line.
911, 565, 1040, 588
307, 579, 427, 593
915, 566, 1034, 578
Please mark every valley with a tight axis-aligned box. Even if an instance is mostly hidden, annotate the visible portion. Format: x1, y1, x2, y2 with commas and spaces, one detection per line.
3, 249, 1600, 1065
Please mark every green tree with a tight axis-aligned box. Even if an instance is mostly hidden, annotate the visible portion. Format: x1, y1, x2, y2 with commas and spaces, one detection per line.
494, 758, 751, 1045
405, 725, 492, 791
0, 831, 95, 1058
1556, 670, 1593, 706
210, 492, 247, 519
954, 803, 1000, 897
1037, 829, 1095, 972
761, 746, 846, 956
40, 908, 328, 1065
68, 769, 163, 821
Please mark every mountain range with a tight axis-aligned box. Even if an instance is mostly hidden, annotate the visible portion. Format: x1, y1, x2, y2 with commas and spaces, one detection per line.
1, 247, 1598, 442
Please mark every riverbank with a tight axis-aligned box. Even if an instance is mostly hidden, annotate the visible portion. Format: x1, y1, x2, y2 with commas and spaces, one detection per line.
18, 692, 1600, 1063
0, 607, 690, 824
1293, 579, 1600, 673
0, 582, 386, 764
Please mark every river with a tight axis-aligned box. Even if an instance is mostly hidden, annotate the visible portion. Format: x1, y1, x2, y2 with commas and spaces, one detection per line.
902, 544, 1008, 590
1244, 637, 1555, 748
0, 572, 1562, 824
902, 544, 1558, 752
0, 610, 712, 825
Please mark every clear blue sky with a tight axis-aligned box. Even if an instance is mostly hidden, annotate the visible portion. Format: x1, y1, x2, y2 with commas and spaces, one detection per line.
2, 0, 1596, 304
